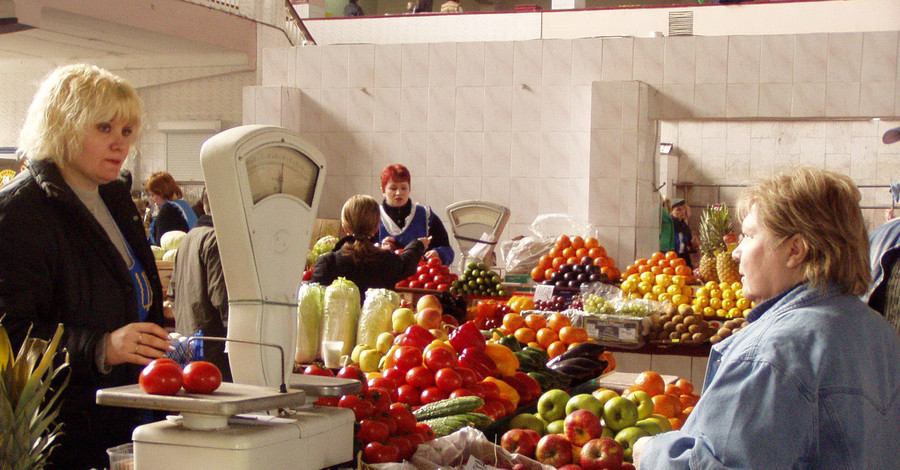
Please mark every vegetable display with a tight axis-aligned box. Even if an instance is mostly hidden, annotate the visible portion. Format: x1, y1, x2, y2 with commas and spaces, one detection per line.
296, 283, 324, 363
355, 289, 400, 349
320, 277, 361, 357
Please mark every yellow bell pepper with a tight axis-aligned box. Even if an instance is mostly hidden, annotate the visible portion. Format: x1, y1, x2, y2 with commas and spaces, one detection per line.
483, 376, 520, 409
380, 345, 398, 370
483, 342, 520, 378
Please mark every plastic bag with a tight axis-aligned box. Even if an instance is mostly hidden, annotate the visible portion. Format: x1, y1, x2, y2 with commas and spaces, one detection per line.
499, 213, 595, 274
320, 277, 361, 357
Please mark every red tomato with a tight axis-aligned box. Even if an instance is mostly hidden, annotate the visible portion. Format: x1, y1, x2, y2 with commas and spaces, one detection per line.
479, 380, 502, 401
377, 415, 398, 434
396, 384, 421, 406
423, 282, 437, 290
382, 366, 407, 385
389, 403, 417, 433
386, 435, 414, 461
449, 388, 475, 399
436, 283, 450, 291
182, 361, 222, 394
357, 419, 390, 444
456, 367, 479, 386
405, 366, 435, 389
139, 359, 183, 395
434, 368, 463, 393
423, 347, 457, 371
304, 364, 334, 377
392, 346, 423, 371
361, 387, 393, 414
363, 441, 400, 464
315, 396, 340, 406
339, 394, 374, 421
416, 422, 437, 441
396, 279, 410, 288
417, 265, 429, 275
405, 431, 425, 448
427, 257, 442, 268
419, 386, 448, 405
409, 280, 423, 289
302, 269, 313, 281
367, 378, 398, 401
418, 273, 430, 284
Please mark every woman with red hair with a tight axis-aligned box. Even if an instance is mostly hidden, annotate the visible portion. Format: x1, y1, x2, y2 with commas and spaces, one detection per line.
378, 164, 454, 266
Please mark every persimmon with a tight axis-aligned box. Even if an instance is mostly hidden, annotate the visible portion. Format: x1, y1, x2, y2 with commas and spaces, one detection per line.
575, 248, 588, 259
547, 312, 572, 332
527, 341, 541, 349
633, 371, 666, 397
547, 341, 567, 359
652, 394, 682, 419
536, 328, 559, 349
668, 416, 684, 430
665, 383, 683, 396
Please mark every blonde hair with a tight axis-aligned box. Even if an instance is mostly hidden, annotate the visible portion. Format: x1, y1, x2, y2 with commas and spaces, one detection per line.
341, 194, 382, 263
736, 167, 870, 296
17, 64, 143, 168
144, 171, 183, 200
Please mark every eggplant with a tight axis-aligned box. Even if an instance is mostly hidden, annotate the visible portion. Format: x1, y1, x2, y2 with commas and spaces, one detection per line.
546, 342, 606, 368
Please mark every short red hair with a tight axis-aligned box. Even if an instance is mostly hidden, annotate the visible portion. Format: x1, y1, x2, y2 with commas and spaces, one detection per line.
381, 163, 411, 191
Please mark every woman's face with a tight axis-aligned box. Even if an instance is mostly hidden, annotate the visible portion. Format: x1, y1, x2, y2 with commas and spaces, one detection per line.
149, 192, 165, 206
63, 118, 134, 190
383, 179, 411, 208
671, 204, 688, 220
732, 205, 800, 304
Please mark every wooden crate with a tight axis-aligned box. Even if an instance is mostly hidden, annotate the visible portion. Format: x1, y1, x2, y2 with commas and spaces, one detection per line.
310, 218, 341, 249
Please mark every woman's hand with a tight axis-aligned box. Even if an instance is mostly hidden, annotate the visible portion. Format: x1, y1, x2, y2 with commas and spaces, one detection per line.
418, 236, 433, 251
381, 236, 398, 251
104, 322, 172, 367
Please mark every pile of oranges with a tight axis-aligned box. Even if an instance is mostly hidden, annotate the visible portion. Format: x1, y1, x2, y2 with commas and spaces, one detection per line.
624, 370, 700, 431
495, 312, 591, 359
531, 235, 621, 284
623, 251, 695, 282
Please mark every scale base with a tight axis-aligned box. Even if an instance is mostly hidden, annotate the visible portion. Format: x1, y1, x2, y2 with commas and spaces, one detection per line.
132, 406, 354, 470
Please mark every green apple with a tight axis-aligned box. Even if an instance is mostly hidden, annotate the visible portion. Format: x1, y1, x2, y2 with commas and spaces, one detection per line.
635, 418, 664, 436
537, 389, 570, 423
546, 419, 565, 435
602, 396, 639, 432
626, 390, 654, 420
392, 307, 415, 333
591, 388, 620, 409
375, 332, 395, 354
565, 393, 603, 417
614, 426, 650, 461
358, 349, 384, 373
601, 426, 615, 438
510, 413, 547, 436
646, 414, 673, 433
350, 344, 371, 363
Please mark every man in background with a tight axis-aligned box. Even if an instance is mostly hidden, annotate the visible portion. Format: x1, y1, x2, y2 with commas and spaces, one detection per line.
168, 188, 231, 380
343, 0, 364, 17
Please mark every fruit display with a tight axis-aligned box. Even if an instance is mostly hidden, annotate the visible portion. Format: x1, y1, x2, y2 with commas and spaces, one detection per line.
496, 312, 592, 360
451, 262, 506, 296
710, 317, 748, 344
697, 204, 740, 285
623, 250, 695, 284
396, 256, 458, 291
649, 304, 716, 344
541, 259, 607, 288
534, 294, 582, 312
467, 298, 514, 329
691, 280, 754, 318
532, 235, 621, 284
139, 359, 222, 395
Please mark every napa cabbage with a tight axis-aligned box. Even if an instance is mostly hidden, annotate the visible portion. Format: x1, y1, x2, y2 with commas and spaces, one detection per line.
320, 277, 360, 357
355, 289, 401, 349
296, 283, 325, 364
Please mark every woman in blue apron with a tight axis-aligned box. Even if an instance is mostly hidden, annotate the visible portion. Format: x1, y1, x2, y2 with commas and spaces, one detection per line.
144, 171, 198, 246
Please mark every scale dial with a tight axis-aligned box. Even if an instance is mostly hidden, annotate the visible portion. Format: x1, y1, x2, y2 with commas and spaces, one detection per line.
244, 146, 319, 206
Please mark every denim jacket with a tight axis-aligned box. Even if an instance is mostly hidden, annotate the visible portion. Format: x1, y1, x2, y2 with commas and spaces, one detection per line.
641, 283, 900, 470
864, 218, 900, 305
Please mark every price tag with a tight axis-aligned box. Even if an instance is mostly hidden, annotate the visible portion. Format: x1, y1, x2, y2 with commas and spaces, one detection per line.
533, 284, 554, 303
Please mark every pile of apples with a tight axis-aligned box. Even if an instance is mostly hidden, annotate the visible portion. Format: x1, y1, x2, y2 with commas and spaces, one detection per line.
396, 257, 458, 291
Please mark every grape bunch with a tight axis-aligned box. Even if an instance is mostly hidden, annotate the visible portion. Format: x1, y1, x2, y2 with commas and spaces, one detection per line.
541, 259, 607, 288
582, 293, 615, 315
534, 295, 573, 312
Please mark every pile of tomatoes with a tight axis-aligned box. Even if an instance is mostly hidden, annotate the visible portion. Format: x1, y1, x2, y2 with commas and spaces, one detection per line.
301, 364, 436, 464
396, 257, 458, 291
139, 358, 223, 395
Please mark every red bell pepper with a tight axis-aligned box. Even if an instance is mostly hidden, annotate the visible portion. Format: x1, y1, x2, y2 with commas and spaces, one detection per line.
458, 347, 498, 381
402, 325, 436, 350
449, 321, 485, 352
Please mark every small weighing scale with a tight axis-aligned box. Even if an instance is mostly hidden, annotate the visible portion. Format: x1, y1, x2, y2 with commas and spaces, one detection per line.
97, 125, 359, 469
445, 199, 510, 270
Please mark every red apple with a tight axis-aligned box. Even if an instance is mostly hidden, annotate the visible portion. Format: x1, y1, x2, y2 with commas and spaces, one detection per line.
565, 409, 604, 446
621, 463, 636, 470
500, 429, 540, 458
416, 294, 443, 314
415, 308, 443, 330
535, 434, 574, 467
558, 465, 584, 470
441, 314, 459, 328
580, 437, 624, 470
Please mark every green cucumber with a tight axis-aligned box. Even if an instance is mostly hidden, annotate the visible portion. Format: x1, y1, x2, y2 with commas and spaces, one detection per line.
412, 396, 484, 421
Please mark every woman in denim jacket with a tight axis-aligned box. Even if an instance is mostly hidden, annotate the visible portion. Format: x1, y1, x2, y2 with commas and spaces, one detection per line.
636, 167, 900, 469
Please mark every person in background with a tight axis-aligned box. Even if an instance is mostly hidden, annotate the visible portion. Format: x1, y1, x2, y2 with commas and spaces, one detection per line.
144, 170, 198, 246
410, 0, 433, 13
343, 0, 364, 16
863, 125, 900, 335
635, 167, 900, 469
314, 194, 427, 298
0, 63, 170, 470
378, 163, 454, 266
659, 195, 675, 253
440, 0, 463, 13
167, 188, 231, 381
670, 198, 698, 268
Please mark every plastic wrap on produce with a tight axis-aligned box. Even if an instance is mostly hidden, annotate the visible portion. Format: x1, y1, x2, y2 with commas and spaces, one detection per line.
499, 213, 595, 274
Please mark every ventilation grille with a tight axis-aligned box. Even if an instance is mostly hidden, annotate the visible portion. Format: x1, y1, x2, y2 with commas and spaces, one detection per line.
669, 10, 694, 36
166, 134, 213, 182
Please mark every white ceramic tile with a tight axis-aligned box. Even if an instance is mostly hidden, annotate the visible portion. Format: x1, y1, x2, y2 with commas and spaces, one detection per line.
750, 137, 776, 177
613, 352, 651, 374
660, 84, 694, 119
321, 44, 350, 89
426, 132, 455, 177
509, 178, 541, 224
484, 86, 513, 132
825, 82, 860, 117
424, 177, 457, 219
601, 38, 634, 82
826, 33, 863, 83
296, 89, 323, 133
570, 132, 591, 176
567, 178, 590, 220
262, 48, 293, 86
791, 82, 826, 117
850, 135, 878, 181
539, 132, 571, 179
321, 175, 347, 217
759, 35, 794, 84
793, 34, 827, 83
632, 37, 665, 85
588, 177, 620, 226
510, 132, 541, 178
693, 83, 726, 118
618, 178, 637, 226
400, 87, 429, 131
758, 83, 792, 118
664, 36, 696, 85
774, 126, 800, 155
572, 38, 603, 86
511, 84, 541, 131
702, 121, 726, 139
483, 132, 511, 177
826, 152, 851, 175
455, 87, 484, 132
348, 45, 375, 89
592, 81, 624, 130
542, 39, 573, 86
484, 41, 514, 86
590, 130, 622, 179
726, 123, 751, 156
427, 87, 457, 131
481, 177, 510, 206
322, 132, 349, 175
726, 83, 759, 118
371, 132, 401, 175
538, 177, 568, 214
429, 43, 458, 87
374, 44, 402, 88
373, 87, 401, 132
346, 87, 374, 132
859, 82, 896, 117
401, 43, 429, 89
570, 85, 592, 132
513, 40, 543, 87
345, 133, 374, 176
622, 82, 641, 131
400, 132, 428, 176
457, 42, 486, 87
280, 87, 303, 133
453, 132, 484, 177
861, 32, 898, 83
727, 36, 760, 85
296, 46, 323, 89
541, 86, 572, 132
825, 121, 853, 154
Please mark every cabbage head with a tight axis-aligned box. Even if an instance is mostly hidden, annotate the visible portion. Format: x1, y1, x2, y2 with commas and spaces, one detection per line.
160, 230, 187, 251
151, 245, 166, 260
320, 277, 360, 357
356, 289, 401, 349
307, 235, 338, 268
296, 283, 324, 363
162, 249, 178, 261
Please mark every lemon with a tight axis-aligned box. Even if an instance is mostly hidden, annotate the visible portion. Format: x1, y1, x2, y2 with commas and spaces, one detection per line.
683, 286, 694, 297
640, 271, 654, 284
695, 295, 710, 308
736, 298, 750, 310
672, 275, 687, 287
703, 306, 716, 317
657, 293, 670, 303
672, 294, 689, 306
638, 281, 652, 295
721, 298, 735, 310
652, 285, 666, 296
721, 289, 736, 301
728, 308, 743, 318
667, 284, 682, 296
709, 297, 722, 309
710, 289, 723, 299
655, 274, 672, 288
731, 281, 743, 291
695, 287, 710, 298
705, 281, 718, 290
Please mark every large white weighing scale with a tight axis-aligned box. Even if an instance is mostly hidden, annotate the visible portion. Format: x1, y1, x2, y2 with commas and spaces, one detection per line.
97, 125, 360, 470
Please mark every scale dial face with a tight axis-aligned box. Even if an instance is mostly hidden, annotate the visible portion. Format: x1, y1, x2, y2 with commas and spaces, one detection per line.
244, 146, 319, 206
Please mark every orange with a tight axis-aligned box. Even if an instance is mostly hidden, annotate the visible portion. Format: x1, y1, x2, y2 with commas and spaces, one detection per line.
567, 257, 579, 265
625, 265, 639, 275
675, 265, 692, 276
665, 383, 683, 396
503, 313, 525, 331
536, 328, 559, 349
549, 246, 562, 258
544, 268, 556, 281
575, 248, 588, 259
657, 259, 670, 268
668, 416, 684, 430
676, 378, 694, 395
571, 236, 585, 250
633, 371, 666, 397
638, 264, 652, 273
562, 247, 575, 259
556, 234, 571, 249
531, 266, 544, 281
527, 341, 541, 349
560, 326, 588, 344
650, 266, 663, 275
552, 257, 566, 270
547, 340, 567, 359
547, 312, 572, 332
514, 327, 536, 344
595, 257, 610, 269
588, 247, 602, 259
682, 405, 694, 416
525, 313, 547, 330
538, 254, 552, 270
650, 251, 665, 263
585, 237, 600, 249
670, 257, 686, 267
665, 251, 678, 260
679, 394, 699, 409
651, 394, 680, 418
635, 258, 648, 266
594, 245, 607, 259
663, 267, 676, 276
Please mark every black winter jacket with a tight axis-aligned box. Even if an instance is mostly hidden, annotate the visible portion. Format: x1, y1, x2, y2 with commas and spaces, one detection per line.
0, 159, 164, 470
312, 237, 424, 299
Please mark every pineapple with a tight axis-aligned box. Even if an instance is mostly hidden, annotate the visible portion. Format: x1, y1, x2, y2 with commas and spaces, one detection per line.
708, 205, 741, 284
698, 206, 725, 283
1, 323, 69, 470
